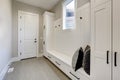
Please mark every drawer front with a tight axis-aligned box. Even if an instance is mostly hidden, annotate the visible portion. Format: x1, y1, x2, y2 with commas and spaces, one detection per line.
69, 71, 90, 80
44, 53, 62, 68
60, 62, 80, 80
47, 54, 63, 69
45, 54, 90, 80
78, 73, 90, 80
46, 54, 51, 59
69, 72, 80, 80
45, 53, 54, 62
53, 56, 63, 69
61, 63, 90, 80
44, 53, 48, 58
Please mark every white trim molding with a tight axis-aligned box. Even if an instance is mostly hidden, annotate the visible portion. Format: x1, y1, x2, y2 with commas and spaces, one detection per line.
0, 57, 20, 80
0, 61, 11, 80
18, 10, 40, 60
11, 57, 20, 63
37, 53, 44, 57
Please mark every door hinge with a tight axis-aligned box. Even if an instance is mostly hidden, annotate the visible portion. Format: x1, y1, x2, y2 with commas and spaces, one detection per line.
20, 52, 22, 55
20, 28, 22, 31
44, 25, 45, 29
20, 40, 22, 43
43, 41, 45, 45
20, 16, 22, 19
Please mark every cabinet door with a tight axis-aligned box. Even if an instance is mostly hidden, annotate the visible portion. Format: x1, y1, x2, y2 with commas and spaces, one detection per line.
113, 0, 120, 80
91, 2, 111, 80
43, 24, 46, 54
91, 0, 110, 8
43, 14, 47, 55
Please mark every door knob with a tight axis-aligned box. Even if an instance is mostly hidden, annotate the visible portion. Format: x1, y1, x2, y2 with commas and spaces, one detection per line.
34, 41, 37, 43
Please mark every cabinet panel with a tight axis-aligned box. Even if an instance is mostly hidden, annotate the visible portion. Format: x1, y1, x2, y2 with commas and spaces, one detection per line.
43, 12, 54, 55
113, 53, 120, 80
76, 3, 90, 48
91, 0, 110, 7
113, 0, 120, 80
94, 57, 111, 80
91, 2, 111, 80
94, 3, 111, 58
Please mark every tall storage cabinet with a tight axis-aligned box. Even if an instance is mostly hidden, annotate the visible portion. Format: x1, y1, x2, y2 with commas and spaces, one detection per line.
113, 0, 120, 80
91, 0, 120, 80
43, 12, 54, 55
91, 1, 112, 80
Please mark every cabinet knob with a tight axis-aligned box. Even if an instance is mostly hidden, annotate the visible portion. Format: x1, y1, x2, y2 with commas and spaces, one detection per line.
34, 41, 37, 43
107, 51, 109, 64
114, 52, 117, 67
80, 17, 83, 19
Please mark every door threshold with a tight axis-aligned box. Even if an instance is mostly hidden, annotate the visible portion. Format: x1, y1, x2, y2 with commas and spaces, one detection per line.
21, 57, 37, 61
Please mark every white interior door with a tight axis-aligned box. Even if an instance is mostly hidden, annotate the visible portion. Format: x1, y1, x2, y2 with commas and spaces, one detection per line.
91, 2, 111, 80
113, 0, 120, 80
18, 11, 39, 59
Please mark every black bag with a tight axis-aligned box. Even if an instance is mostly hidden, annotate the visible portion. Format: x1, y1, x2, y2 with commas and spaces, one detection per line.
75, 47, 84, 71
83, 45, 90, 75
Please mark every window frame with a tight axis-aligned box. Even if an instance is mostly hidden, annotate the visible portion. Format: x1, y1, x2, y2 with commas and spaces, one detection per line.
63, 0, 76, 30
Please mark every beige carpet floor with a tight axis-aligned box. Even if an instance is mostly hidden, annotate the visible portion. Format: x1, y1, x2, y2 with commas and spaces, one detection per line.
4, 57, 70, 80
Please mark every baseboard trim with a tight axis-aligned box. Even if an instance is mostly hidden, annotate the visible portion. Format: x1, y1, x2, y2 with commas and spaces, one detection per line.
0, 61, 11, 80
0, 54, 44, 80
37, 53, 44, 57
11, 57, 20, 63
11, 54, 44, 62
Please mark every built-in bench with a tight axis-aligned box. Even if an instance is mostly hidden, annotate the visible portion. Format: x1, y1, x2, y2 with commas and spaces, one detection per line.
44, 50, 90, 80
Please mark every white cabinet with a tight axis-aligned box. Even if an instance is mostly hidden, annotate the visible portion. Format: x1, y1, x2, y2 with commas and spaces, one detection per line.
91, 0, 120, 80
44, 51, 90, 80
43, 12, 54, 55
91, 1, 111, 80
113, 0, 120, 80
91, 0, 110, 8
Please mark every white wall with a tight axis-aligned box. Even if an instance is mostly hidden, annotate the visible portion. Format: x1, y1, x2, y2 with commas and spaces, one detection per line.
51, 0, 90, 20
0, 0, 12, 74
51, 0, 62, 20
51, 1, 90, 57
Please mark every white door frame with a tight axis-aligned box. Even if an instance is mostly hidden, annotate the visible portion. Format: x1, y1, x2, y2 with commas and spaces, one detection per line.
18, 10, 39, 59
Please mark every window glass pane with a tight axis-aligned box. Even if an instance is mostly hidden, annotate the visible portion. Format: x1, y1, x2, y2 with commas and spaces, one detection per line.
65, 0, 75, 28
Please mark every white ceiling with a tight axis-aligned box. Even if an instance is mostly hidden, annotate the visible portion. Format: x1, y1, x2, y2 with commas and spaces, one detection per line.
16, 0, 60, 10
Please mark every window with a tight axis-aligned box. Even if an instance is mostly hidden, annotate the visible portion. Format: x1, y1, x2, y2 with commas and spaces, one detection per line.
63, 0, 75, 30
